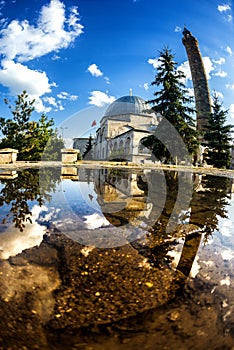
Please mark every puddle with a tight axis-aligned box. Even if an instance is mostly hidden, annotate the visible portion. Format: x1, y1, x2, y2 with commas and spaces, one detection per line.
0, 166, 234, 349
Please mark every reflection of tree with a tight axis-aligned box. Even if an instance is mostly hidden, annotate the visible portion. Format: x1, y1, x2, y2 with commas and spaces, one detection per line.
139, 171, 190, 267
136, 172, 232, 279
0, 168, 61, 231
176, 175, 231, 279
189, 174, 231, 239
84, 168, 92, 185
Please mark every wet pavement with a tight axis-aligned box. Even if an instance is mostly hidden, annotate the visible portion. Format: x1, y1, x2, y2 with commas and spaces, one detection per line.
0, 166, 234, 349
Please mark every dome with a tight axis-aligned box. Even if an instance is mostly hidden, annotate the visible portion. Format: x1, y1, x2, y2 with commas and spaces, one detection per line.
104, 95, 150, 117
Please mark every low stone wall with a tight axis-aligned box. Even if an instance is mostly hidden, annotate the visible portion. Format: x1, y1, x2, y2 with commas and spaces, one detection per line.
61, 149, 80, 164
0, 148, 18, 164
61, 166, 79, 180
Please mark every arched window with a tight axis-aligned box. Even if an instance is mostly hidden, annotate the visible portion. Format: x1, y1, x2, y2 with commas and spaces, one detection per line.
119, 140, 124, 155
125, 137, 131, 155
100, 127, 105, 143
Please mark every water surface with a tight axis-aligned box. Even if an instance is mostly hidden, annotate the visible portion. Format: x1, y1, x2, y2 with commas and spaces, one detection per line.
0, 166, 234, 349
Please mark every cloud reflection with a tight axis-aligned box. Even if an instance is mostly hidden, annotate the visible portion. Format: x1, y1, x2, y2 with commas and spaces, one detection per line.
0, 205, 47, 259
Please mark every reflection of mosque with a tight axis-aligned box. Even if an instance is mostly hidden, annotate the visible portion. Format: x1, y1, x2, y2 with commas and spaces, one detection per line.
93, 168, 152, 226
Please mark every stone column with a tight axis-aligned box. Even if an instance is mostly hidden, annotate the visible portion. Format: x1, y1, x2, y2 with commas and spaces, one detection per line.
182, 28, 212, 134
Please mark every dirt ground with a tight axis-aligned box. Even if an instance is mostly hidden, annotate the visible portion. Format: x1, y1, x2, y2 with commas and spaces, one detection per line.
1, 231, 234, 350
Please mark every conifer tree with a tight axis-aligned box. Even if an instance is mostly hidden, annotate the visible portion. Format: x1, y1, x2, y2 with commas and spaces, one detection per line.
142, 47, 199, 163
204, 93, 233, 168
82, 135, 93, 159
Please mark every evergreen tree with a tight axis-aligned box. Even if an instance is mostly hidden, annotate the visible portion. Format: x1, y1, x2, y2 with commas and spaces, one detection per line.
204, 93, 233, 168
82, 135, 93, 159
142, 47, 199, 163
0, 91, 65, 161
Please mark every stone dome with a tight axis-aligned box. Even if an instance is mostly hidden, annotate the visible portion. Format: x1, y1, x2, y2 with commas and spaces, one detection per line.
104, 95, 150, 117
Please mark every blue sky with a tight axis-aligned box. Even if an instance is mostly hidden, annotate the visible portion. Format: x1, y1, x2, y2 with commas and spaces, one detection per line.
0, 0, 233, 143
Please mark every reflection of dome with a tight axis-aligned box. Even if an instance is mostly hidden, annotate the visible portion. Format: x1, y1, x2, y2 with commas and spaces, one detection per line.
104, 95, 150, 118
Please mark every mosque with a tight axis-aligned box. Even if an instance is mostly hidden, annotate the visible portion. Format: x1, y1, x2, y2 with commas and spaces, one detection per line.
73, 92, 159, 163
92, 94, 159, 163
73, 28, 217, 164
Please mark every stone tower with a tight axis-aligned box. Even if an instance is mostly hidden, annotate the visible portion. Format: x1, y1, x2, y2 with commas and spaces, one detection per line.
182, 27, 211, 133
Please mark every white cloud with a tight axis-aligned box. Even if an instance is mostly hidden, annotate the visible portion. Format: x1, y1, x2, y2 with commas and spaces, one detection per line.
104, 76, 110, 84
0, 0, 84, 62
143, 83, 149, 91
34, 99, 52, 113
213, 57, 225, 65
88, 91, 115, 107
218, 4, 231, 12
43, 97, 64, 111
226, 46, 233, 55
51, 54, 61, 61
218, 4, 233, 22
0, 204, 47, 260
57, 91, 78, 100
175, 26, 182, 32
148, 58, 160, 69
84, 213, 110, 230
178, 60, 192, 81
202, 57, 214, 79
87, 63, 103, 77
0, 60, 52, 97
230, 104, 234, 118
43, 96, 58, 107
68, 94, 78, 101
0, 0, 83, 113
214, 69, 228, 77
57, 91, 69, 99
0, 0, 6, 14
226, 83, 234, 89
0, 60, 54, 112
0, 59, 74, 113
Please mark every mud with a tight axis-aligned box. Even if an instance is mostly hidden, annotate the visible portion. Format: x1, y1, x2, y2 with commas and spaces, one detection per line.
1, 231, 234, 350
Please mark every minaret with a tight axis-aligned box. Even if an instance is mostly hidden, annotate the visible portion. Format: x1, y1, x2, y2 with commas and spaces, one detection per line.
182, 27, 211, 133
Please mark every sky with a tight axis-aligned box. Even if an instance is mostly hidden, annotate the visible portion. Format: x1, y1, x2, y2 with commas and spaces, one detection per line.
0, 0, 233, 144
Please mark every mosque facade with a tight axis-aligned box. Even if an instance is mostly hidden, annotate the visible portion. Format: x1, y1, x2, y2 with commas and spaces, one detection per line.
93, 95, 159, 163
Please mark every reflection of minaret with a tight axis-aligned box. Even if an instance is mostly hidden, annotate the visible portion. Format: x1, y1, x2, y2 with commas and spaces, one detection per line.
176, 230, 202, 278
182, 27, 211, 133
